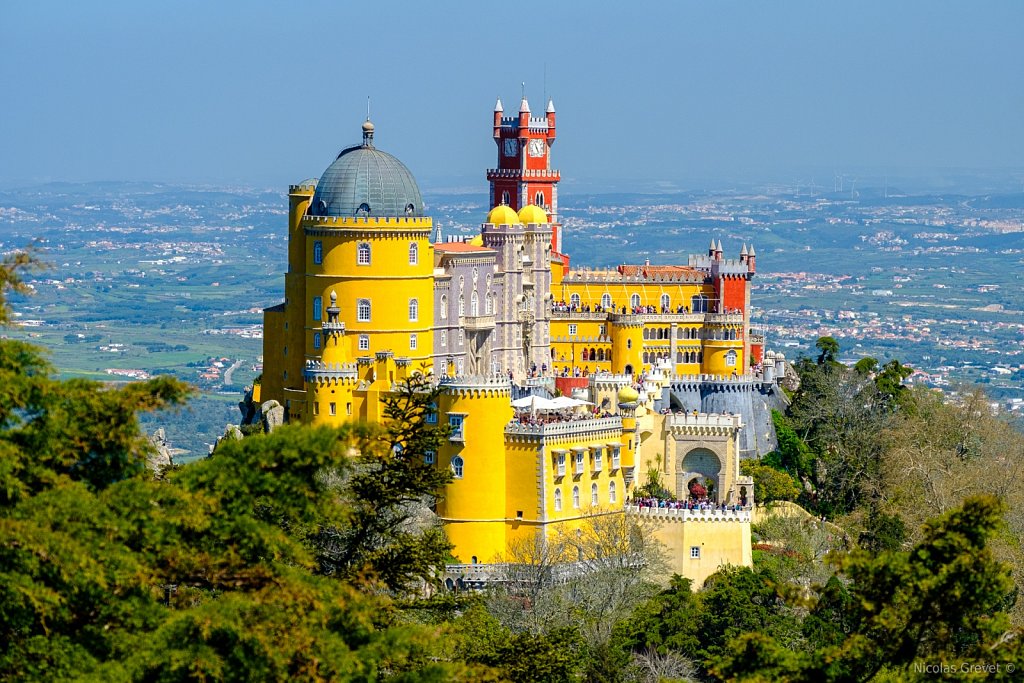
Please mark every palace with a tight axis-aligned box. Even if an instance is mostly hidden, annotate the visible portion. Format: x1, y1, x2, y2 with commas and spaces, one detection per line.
256, 95, 788, 586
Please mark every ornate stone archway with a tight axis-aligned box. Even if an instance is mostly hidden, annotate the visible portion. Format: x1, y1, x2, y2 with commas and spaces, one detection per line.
675, 447, 724, 500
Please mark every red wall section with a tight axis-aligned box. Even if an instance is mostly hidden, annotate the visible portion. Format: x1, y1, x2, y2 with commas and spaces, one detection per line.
721, 277, 746, 313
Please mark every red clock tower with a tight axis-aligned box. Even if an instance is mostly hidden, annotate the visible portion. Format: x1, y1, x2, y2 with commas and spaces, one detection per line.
487, 95, 564, 253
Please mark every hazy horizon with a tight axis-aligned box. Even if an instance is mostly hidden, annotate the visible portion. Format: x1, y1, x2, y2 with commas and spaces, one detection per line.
2, 1, 1022, 192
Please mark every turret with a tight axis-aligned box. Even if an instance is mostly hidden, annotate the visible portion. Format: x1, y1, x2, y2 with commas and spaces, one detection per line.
546, 99, 556, 140
708, 238, 716, 258
714, 239, 723, 262
518, 96, 531, 129
747, 244, 756, 273
740, 243, 749, 264
493, 97, 503, 139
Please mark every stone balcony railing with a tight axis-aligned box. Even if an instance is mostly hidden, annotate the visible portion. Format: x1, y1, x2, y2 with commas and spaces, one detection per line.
626, 505, 751, 522
460, 314, 495, 331
505, 416, 622, 438
550, 309, 611, 320
664, 412, 743, 429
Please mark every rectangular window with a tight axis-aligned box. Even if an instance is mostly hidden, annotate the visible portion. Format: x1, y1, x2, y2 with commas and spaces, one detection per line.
611, 448, 621, 470
599, 324, 607, 336
410, 333, 418, 350
449, 415, 464, 441
593, 448, 602, 471
440, 330, 447, 347
359, 335, 369, 351
313, 402, 319, 415
568, 324, 577, 336
690, 546, 701, 559
313, 296, 322, 321
575, 450, 584, 475
329, 402, 336, 416
556, 452, 566, 477
313, 240, 323, 264
426, 402, 438, 424
346, 402, 352, 415
424, 451, 435, 464
459, 331, 465, 347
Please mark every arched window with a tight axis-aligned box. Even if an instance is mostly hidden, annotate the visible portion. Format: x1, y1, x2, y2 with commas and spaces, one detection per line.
601, 293, 612, 309
726, 349, 737, 367
589, 348, 596, 361
660, 293, 670, 310
357, 242, 371, 265
312, 296, 322, 321
554, 488, 562, 512
572, 486, 580, 509
591, 483, 599, 506
642, 328, 650, 340
459, 275, 465, 291
408, 298, 418, 322
471, 291, 479, 315
485, 293, 493, 314
627, 339, 632, 349
357, 299, 371, 322
501, 191, 510, 205
458, 295, 465, 316
313, 240, 323, 265
440, 295, 447, 320
581, 349, 589, 361
451, 456, 464, 479
676, 351, 683, 363
408, 242, 418, 265
535, 191, 544, 206
630, 293, 641, 309
313, 332, 321, 349
596, 349, 604, 361
570, 293, 581, 308
643, 352, 650, 363
609, 481, 617, 503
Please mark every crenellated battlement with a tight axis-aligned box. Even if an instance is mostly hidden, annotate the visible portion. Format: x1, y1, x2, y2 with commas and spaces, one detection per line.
438, 375, 513, 398
304, 359, 358, 382
486, 168, 561, 179
626, 505, 751, 523
302, 215, 433, 228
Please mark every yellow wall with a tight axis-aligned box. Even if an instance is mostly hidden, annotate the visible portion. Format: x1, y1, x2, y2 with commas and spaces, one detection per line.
648, 515, 752, 588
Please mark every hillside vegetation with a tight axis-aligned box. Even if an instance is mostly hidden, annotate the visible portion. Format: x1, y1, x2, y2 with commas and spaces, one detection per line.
3, 254, 1024, 682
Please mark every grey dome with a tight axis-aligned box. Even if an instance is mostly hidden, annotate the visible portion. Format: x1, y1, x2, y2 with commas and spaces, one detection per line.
310, 123, 423, 218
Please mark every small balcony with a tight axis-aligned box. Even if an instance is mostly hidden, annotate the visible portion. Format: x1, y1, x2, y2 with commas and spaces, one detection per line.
460, 314, 495, 332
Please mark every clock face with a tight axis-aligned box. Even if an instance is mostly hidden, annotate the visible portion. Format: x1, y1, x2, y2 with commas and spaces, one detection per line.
503, 138, 518, 157
528, 139, 545, 157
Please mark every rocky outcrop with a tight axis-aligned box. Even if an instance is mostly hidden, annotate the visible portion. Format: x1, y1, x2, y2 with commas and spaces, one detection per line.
147, 427, 174, 475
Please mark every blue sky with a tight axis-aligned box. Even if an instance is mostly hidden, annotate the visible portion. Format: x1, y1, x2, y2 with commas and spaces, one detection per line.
1, 1, 1022, 191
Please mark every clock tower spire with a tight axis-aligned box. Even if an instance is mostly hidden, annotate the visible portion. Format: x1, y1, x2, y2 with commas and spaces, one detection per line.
487, 90, 563, 253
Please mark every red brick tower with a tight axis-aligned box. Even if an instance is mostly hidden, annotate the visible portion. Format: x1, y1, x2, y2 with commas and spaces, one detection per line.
487, 94, 563, 253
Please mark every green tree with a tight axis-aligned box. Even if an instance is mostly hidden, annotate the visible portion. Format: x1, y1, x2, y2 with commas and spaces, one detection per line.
741, 461, 800, 504
311, 373, 454, 593
815, 336, 840, 366
710, 496, 1024, 681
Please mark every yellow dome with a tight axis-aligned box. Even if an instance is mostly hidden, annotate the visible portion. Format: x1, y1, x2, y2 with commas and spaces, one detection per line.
617, 386, 640, 403
468, 234, 484, 247
518, 204, 548, 224
487, 205, 520, 225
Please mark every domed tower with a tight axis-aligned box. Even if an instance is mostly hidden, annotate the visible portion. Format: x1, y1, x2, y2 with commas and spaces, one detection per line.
262, 120, 435, 422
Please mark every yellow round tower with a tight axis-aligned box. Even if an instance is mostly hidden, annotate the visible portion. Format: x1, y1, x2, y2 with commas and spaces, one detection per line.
610, 320, 644, 375
701, 323, 745, 375
301, 120, 435, 371
436, 378, 514, 564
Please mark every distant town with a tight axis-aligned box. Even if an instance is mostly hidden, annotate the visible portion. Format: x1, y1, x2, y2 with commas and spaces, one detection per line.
0, 179, 1021, 455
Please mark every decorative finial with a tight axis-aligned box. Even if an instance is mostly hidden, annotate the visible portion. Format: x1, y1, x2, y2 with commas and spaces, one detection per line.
546, 98, 556, 114
494, 97, 503, 113
361, 118, 375, 147
330, 289, 337, 304
366, 96, 370, 121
